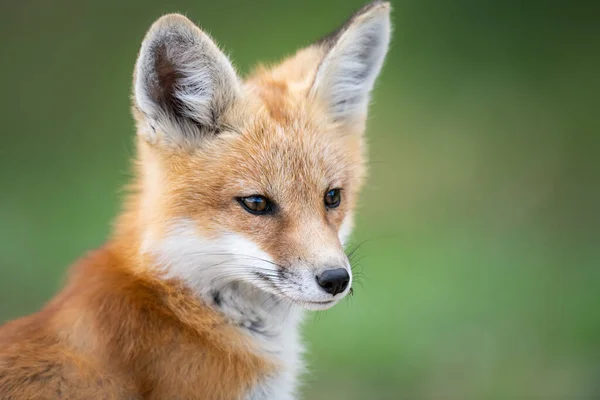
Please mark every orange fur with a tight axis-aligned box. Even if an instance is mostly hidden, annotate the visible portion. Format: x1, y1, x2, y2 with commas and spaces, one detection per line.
0, 246, 271, 400
0, 2, 390, 398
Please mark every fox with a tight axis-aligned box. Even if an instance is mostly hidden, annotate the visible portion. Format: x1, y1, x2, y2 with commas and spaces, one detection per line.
0, 2, 391, 399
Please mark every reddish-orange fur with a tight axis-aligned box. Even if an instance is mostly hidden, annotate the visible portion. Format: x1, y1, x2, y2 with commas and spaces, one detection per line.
0, 2, 391, 398
0, 243, 271, 399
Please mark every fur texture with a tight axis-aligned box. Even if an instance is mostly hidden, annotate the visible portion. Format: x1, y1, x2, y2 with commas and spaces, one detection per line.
0, 2, 391, 399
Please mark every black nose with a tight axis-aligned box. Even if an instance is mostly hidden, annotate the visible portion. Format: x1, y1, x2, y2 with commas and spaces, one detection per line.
316, 268, 350, 296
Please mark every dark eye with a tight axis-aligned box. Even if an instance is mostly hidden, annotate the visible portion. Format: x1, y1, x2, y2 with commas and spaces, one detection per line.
324, 189, 342, 209
237, 195, 272, 215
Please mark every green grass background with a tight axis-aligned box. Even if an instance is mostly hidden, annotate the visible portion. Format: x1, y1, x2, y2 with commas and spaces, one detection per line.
1, 1, 599, 398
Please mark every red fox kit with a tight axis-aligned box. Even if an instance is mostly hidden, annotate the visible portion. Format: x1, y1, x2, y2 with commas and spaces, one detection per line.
0, 2, 391, 399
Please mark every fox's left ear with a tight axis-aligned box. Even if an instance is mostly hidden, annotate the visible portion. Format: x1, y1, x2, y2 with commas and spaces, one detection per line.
310, 2, 391, 125
133, 14, 241, 145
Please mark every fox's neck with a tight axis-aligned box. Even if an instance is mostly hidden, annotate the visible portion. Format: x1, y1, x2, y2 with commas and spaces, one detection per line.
208, 281, 304, 354
113, 202, 305, 358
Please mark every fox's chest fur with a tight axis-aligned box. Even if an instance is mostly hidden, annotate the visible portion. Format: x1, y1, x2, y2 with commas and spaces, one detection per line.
143, 219, 306, 398
219, 286, 305, 400
0, 248, 302, 400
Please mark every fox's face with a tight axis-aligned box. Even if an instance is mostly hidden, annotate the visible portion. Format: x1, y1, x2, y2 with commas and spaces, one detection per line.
132, 3, 391, 310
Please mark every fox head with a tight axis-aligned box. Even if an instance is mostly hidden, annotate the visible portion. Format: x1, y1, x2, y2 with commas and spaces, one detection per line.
129, 2, 391, 310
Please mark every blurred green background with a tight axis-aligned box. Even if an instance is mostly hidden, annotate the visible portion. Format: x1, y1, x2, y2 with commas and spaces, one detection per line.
1, 1, 599, 398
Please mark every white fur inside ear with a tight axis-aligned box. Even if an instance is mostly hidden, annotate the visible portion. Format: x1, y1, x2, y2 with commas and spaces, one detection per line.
134, 14, 240, 141
311, 6, 391, 123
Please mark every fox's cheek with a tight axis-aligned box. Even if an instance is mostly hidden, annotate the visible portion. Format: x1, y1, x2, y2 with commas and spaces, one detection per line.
337, 212, 354, 246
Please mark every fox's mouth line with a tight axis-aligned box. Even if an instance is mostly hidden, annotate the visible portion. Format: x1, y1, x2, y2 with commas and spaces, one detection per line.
254, 272, 336, 305
304, 299, 335, 305
282, 295, 336, 307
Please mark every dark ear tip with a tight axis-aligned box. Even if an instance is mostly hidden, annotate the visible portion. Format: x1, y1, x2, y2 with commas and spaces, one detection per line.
314, 1, 391, 49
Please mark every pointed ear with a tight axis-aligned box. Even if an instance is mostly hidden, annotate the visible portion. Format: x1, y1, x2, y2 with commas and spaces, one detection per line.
310, 2, 391, 125
133, 14, 241, 144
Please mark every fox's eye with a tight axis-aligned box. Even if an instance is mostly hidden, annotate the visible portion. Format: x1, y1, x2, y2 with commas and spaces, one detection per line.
238, 195, 272, 215
324, 189, 342, 209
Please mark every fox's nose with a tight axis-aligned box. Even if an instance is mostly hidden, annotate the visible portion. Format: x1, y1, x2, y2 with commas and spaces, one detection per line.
316, 268, 350, 296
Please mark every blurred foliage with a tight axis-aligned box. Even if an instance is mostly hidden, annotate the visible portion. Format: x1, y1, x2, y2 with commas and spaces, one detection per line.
1, 1, 599, 399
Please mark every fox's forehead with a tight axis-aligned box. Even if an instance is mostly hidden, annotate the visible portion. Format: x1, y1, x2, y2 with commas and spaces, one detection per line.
225, 76, 363, 192
206, 114, 359, 199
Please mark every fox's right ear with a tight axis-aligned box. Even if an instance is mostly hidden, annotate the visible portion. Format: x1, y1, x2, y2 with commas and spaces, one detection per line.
310, 1, 391, 126
133, 14, 241, 145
